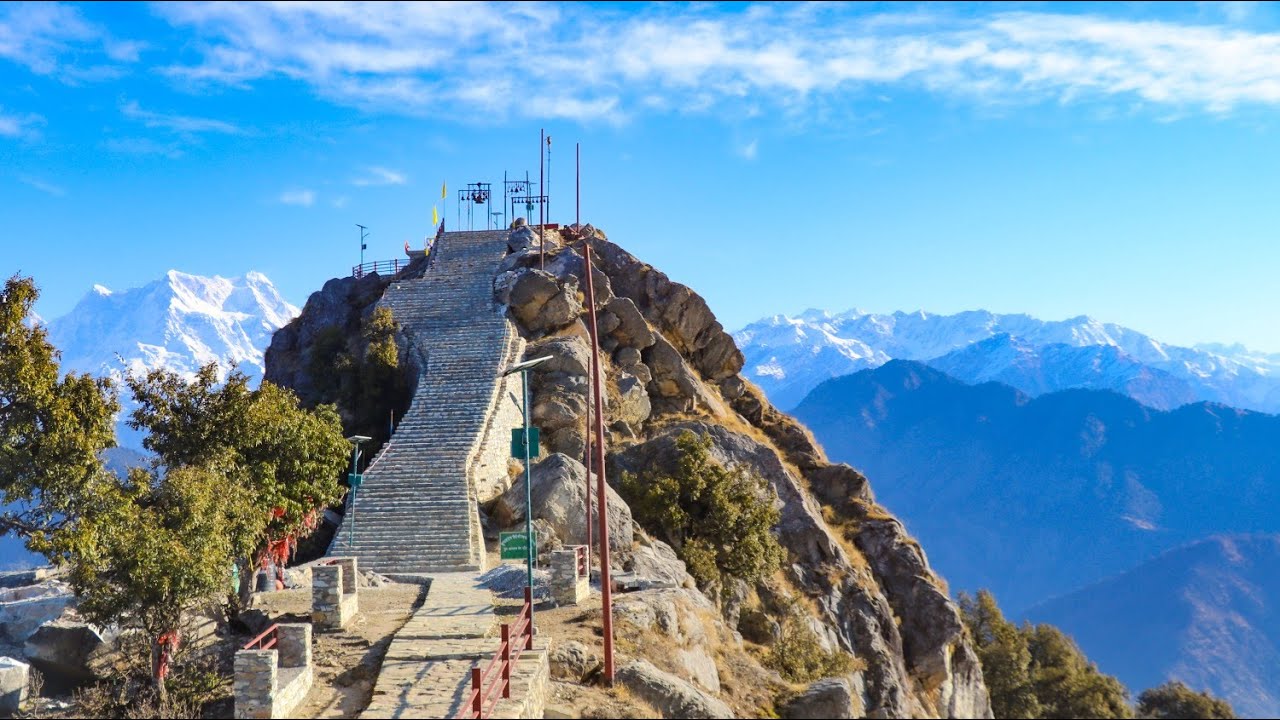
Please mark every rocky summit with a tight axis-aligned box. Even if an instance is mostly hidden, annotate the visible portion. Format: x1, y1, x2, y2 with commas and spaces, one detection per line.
265, 224, 992, 718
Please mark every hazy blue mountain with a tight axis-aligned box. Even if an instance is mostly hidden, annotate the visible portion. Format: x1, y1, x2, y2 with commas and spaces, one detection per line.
793, 360, 1280, 612
1029, 535, 1280, 718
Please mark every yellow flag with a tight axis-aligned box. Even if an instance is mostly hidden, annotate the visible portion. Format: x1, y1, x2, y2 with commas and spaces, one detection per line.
432, 206, 439, 225
441, 181, 447, 199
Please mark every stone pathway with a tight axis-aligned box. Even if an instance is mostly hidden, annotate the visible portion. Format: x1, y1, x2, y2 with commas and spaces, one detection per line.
360, 573, 497, 719
330, 229, 518, 573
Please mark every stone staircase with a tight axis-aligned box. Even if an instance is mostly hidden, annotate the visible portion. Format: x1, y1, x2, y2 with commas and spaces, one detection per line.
329, 230, 519, 573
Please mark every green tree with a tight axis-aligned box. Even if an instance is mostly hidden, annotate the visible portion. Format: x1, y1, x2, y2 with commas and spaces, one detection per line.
0, 275, 118, 541
303, 307, 409, 448
1137, 681, 1235, 719
126, 363, 350, 611
619, 430, 783, 589
959, 590, 1041, 719
1026, 623, 1132, 719
49, 464, 256, 700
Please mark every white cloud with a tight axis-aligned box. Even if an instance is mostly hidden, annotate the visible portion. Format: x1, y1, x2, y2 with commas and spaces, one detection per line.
279, 189, 315, 207
143, 2, 1280, 121
102, 137, 184, 158
18, 175, 65, 196
331, 196, 349, 208
0, 109, 43, 138
352, 166, 406, 186
737, 139, 759, 160
0, 2, 140, 81
120, 100, 241, 135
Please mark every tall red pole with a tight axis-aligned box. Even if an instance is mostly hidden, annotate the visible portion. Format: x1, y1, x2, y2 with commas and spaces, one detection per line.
582, 241, 614, 684
539, 128, 545, 271
576, 142, 580, 228
579, 140, 591, 556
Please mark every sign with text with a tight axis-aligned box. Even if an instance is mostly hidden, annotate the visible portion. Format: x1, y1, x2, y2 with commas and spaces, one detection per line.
499, 531, 537, 560
510, 427, 541, 458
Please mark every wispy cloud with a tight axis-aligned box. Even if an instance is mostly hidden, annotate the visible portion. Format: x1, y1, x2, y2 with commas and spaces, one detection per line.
149, 2, 1280, 122
120, 100, 241, 136
279, 189, 315, 207
352, 166, 406, 186
737, 139, 759, 160
18, 175, 65, 196
0, 108, 44, 139
0, 2, 141, 82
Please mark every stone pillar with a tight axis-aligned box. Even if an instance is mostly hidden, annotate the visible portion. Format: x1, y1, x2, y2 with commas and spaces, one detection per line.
334, 557, 358, 595
311, 564, 343, 628
276, 624, 312, 669
0, 656, 29, 716
550, 547, 590, 606
233, 650, 277, 720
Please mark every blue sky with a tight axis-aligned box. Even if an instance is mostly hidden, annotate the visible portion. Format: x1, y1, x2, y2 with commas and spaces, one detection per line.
6, 1, 1280, 351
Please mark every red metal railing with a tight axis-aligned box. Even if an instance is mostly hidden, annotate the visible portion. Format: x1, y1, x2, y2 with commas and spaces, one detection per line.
456, 587, 533, 719
352, 259, 408, 278
243, 623, 280, 651
572, 545, 588, 578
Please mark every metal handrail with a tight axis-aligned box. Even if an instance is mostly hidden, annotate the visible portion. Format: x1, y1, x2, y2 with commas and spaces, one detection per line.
352, 259, 407, 278
457, 587, 534, 719
243, 623, 279, 651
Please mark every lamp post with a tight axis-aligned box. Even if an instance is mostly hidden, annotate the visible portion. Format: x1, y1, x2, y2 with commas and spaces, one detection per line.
502, 356, 553, 592
346, 435, 371, 548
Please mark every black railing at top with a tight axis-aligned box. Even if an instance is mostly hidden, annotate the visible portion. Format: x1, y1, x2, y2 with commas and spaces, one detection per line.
352, 259, 407, 278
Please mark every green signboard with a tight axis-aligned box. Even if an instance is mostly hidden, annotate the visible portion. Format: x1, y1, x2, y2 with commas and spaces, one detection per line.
510, 427, 540, 458
348, 472, 364, 488
499, 531, 537, 560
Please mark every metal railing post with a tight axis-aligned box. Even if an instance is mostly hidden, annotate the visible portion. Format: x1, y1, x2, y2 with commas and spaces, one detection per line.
501, 625, 512, 698
471, 667, 482, 718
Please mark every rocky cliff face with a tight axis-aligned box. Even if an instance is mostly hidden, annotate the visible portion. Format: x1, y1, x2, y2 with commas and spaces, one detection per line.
495, 224, 990, 718
265, 226, 991, 718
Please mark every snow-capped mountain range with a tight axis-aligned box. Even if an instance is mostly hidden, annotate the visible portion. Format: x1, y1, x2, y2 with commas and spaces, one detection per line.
734, 309, 1280, 412
45, 270, 299, 447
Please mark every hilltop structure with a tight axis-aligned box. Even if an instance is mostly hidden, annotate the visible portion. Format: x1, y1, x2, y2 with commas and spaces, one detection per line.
264, 223, 993, 718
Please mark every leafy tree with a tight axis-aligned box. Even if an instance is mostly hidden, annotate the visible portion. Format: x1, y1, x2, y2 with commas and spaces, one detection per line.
766, 601, 852, 682
619, 430, 783, 588
1026, 623, 1132, 719
960, 589, 1132, 719
303, 307, 409, 447
959, 590, 1041, 719
0, 275, 118, 541
126, 363, 350, 611
49, 464, 256, 700
1137, 681, 1235, 719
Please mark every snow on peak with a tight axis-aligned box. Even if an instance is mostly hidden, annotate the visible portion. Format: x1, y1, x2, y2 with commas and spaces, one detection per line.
92, 284, 112, 296
735, 307, 1280, 413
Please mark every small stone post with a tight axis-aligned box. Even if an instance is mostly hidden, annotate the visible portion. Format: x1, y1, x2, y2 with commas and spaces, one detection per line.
233, 650, 277, 720
311, 563, 344, 628
276, 624, 312, 669
550, 546, 590, 606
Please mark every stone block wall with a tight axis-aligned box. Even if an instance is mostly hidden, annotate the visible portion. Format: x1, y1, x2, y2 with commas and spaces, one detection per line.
550, 547, 590, 606
473, 329, 527, 505
490, 649, 550, 719
311, 560, 358, 629
233, 623, 313, 719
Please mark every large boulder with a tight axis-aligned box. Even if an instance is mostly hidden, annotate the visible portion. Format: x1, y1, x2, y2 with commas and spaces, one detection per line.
0, 581, 75, 644
0, 656, 28, 715
491, 454, 633, 555
549, 640, 598, 682
780, 676, 864, 719
642, 335, 721, 415
605, 297, 655, 350
509, 270, 583, 335
616, 659, 734, 719
611, 373, 651, 433
626, 538, 695, 590
23, 619, 118, 682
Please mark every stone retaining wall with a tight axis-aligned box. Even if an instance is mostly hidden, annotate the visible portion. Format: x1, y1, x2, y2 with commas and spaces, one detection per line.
312, 558, 359, 629
234, 623, 313, 719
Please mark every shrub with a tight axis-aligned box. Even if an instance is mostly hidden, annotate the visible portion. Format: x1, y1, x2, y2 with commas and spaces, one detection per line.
766, 604, 852, 683
619, 430, 783, 589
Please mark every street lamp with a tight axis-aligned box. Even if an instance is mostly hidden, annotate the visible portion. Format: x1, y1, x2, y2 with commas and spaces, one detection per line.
502, 356, 553, 592
346, 435, 372, 548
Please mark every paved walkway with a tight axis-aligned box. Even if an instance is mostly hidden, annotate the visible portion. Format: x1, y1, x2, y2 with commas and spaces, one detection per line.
330, 229, 517, 572
361, 573, 497, 719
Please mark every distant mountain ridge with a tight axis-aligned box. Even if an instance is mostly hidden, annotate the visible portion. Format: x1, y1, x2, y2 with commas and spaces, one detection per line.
793, 359, 1280, 612
1029, 534, 1280, 719
734, 308, 1280, 412
45, 270, 299, 446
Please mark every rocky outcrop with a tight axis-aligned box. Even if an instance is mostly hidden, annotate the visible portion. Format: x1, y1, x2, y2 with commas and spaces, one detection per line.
490, 453, 633, 555
616, 659, 734, 720
780, 676, 865, 719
